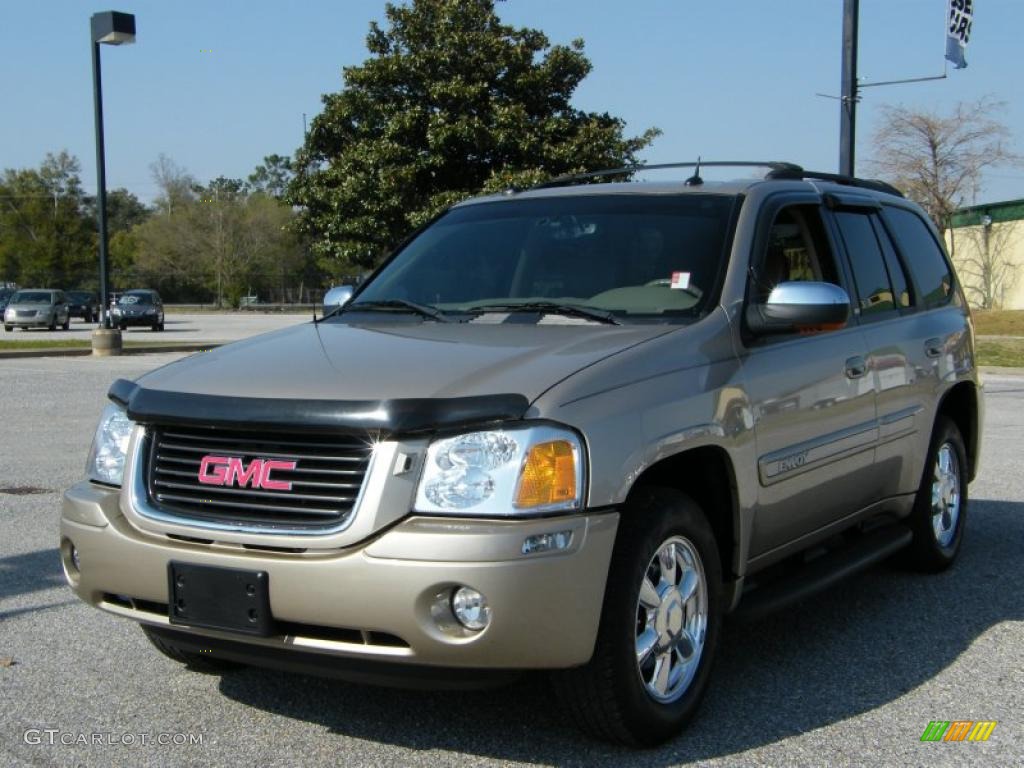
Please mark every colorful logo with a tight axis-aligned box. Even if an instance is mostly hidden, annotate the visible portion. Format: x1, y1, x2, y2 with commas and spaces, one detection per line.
197, 455, 297, 491
920, 720, 997, 742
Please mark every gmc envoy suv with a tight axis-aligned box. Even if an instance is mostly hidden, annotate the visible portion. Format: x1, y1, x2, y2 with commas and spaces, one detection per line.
61, 162, 981, 745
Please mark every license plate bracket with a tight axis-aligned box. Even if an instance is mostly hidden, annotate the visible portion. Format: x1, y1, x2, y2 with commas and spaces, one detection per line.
168, 562, 272, 636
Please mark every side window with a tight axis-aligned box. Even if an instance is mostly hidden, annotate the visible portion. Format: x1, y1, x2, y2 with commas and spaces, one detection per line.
870, 217, 912, 309
884, 206, 954, 309
833, 211, 896, 319
754, 204, 840, 302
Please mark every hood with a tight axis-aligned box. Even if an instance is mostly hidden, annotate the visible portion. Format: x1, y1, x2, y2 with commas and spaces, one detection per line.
136, 319, 673, 404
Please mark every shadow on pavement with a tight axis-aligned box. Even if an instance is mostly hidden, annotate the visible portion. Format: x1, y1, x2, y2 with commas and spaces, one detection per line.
0, 548, 64, 602
216, 498, 1024, 764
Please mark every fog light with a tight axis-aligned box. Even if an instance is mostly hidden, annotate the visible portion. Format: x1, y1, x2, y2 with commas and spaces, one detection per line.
522, 530, 573, 555
451, 587, 490, 631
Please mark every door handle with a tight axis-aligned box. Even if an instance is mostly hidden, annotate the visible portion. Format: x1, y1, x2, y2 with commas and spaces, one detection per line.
924, 337, 943, 358
845, 356, 868, 379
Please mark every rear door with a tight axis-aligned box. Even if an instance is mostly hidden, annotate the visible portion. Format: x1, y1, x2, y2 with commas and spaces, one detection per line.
739, 194, 879, 562
878, 204, 969, 492
827, 196, 920, 500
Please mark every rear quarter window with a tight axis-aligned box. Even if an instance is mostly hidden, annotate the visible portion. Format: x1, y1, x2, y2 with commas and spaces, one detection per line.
883, 206, 954, 309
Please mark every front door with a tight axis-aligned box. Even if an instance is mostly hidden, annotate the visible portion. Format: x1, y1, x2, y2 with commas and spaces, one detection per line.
739, 198, 880, 562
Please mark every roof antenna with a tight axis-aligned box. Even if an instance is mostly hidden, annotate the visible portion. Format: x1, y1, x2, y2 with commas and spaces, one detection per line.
685, 157, 704, 186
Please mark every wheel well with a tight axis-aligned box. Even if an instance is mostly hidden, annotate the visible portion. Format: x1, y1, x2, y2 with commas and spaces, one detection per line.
628, 446, 738, 580
937, 382, 979, 481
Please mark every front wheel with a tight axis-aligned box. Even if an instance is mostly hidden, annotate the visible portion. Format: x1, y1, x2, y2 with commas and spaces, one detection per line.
553, 487, 722, 746
62, 316, 70, 330
3, 325, 11, 332
906, 416, 968, 572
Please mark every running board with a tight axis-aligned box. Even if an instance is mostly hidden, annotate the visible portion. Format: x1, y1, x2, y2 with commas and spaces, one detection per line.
732, 526, 913, 623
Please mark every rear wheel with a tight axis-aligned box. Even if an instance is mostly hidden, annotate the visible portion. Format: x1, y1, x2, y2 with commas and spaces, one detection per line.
553, 487, 722, 746
141, 626, 241, 673
906, 416, 968, 572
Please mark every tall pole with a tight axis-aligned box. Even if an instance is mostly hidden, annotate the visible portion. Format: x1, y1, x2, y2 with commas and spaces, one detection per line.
839, 0, 859, 177
91, 39, 111, 328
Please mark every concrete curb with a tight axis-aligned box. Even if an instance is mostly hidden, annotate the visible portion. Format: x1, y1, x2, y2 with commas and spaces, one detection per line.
0, 342, 220, 360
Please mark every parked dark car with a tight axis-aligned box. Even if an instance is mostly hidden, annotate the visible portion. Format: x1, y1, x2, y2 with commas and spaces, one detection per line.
66, 290, 100, 323
109, 289, 164, 331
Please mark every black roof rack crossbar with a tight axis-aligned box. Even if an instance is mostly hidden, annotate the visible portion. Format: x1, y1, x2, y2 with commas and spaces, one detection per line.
523, 160, 903, 198
765, 168, 904, 197
529, 161, 804, 190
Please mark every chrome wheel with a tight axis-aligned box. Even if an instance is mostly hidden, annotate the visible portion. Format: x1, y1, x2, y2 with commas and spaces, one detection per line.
635, 535, 708, 704
931, 442, 961, 548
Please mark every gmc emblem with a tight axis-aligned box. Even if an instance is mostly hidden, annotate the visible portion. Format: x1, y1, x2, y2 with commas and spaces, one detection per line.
197, 455, 297, 491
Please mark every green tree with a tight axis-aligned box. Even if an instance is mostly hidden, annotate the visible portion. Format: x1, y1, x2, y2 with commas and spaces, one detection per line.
287, 0, 658, 272
0, 151, 94, 288
133, 168, 304, 305
248, 154, 293, 199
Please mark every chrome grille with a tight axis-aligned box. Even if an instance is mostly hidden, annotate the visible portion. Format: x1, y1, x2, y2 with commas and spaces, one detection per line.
146, 426, 373, 532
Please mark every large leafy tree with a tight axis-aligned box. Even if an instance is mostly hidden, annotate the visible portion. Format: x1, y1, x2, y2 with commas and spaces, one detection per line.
288, 0, 659, 272
248, 154, 294, 199
132, 167, 306, 306
0, 151, 94, 288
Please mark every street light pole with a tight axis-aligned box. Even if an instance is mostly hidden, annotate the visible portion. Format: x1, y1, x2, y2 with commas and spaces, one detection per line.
91, 37, 111, 328
839, 0, 859, 178
89, 11, 135, 356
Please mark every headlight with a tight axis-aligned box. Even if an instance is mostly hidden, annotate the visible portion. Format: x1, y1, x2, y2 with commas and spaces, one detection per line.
86, 403, 135, 485
414, 425, 584, 516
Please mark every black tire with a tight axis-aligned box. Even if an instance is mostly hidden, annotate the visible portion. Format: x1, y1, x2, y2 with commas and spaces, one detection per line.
119, 323, 127, 332
552, 486, 722, 746
3, 325, 11, 332
62, 316, 70, 330
905, 416, 968, 572
48, 316, 56, 331
141, 626, 241, 674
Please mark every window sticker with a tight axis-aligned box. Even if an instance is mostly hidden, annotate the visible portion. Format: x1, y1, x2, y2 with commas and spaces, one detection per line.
670, 272, 691, 290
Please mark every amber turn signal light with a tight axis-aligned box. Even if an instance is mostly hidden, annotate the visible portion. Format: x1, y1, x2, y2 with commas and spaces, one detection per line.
514, 440, 577, 508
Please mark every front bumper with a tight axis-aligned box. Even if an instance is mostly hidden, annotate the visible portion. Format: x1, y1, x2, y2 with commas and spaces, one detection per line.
61, 481, 618, 672
111, 313, 158, 327
5, 314, 53, 328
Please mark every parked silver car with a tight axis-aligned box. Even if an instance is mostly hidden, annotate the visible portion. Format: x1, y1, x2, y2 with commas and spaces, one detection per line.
3, 289, 71, 331
62, 162, 981, 745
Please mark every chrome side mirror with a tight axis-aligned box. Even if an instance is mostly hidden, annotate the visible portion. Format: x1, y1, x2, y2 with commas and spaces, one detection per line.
323, 285, 354, 307
747, 281, 851, 335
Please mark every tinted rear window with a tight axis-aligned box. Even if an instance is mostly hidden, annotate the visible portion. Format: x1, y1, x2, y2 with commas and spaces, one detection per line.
884, 207, 953, 309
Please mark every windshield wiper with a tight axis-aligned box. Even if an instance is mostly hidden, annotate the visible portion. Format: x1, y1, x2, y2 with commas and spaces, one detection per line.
323, 299, 451, 323
469, 302, 620, 325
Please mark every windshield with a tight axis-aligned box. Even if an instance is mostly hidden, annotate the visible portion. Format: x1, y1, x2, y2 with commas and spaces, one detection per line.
67, 291, 93, 302
119, 293, 153, 305
353, 194, 737, 321
12, 291, 53, 304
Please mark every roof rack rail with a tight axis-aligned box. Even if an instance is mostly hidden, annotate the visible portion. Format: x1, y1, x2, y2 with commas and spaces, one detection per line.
765, 167, 904, 198
528, 161, 803, 190
522, 161, 903, 198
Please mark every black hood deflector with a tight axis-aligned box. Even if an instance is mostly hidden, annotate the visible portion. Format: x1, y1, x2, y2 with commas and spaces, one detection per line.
108, 378, 529, 436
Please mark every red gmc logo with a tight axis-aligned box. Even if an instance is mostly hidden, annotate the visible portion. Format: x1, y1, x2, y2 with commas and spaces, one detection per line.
197, 455, 297, 491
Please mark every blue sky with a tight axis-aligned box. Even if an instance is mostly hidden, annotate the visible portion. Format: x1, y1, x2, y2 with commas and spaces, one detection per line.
2, 0, 1020, 204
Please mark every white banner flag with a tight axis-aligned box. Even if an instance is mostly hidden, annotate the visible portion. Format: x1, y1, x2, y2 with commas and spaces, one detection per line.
946, 0, 974, 69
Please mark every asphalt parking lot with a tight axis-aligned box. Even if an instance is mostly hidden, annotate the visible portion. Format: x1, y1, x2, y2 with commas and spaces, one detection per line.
1, 351, 1021, 767
1, 311, 306, 344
